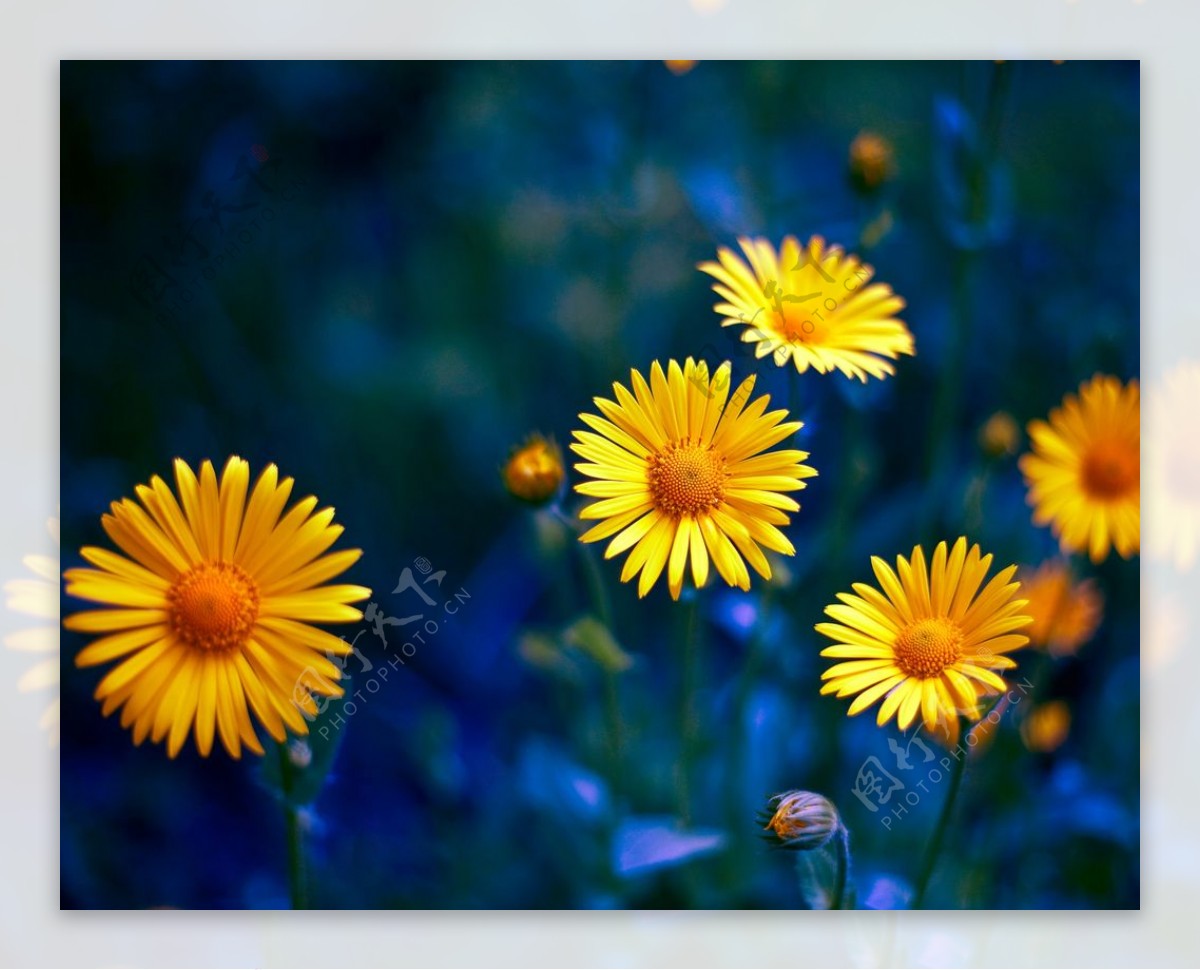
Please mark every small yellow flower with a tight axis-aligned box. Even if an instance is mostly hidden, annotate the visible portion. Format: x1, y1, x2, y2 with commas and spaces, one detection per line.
1021, 700, 1071, 753
848, 131, 895, 192
816, 537, 1031, 746
664, 60, 698, 75
1020, 375, 1140, 563
698, 236, 913, 382
572, 358, 816, 600
978, 411, 1020, 458
502, 434, 564, 505
761, 790, 841, 850
1018, 560, 1103, 657
64, 457, 371, 758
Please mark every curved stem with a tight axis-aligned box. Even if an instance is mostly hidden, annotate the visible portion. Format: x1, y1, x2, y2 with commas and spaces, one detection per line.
277, 743, 308, 909
831, 825, 850, 910
912, 741, 966, 908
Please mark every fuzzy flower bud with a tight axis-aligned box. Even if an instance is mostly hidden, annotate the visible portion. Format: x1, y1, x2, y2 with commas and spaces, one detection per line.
848, 131, 895, 193
760, 790, 842, 851
502, 434, 564, 506
979, 410, 1020, 458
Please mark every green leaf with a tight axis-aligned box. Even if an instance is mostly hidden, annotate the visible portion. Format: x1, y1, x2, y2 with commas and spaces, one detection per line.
563, 615, 634, 674
517, 630, 588, 685
259, 676, 352, 807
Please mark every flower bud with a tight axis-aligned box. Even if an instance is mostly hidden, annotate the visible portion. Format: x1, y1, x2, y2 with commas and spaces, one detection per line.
1021, 700, 1071, 753
760, 790, 842, 851
848, 131, 895, 193
502, 434, 564, 506
979, 410, 1020, 458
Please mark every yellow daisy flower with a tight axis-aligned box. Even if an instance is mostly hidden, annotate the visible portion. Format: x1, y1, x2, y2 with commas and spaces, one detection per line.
64, 457, 370, 759
816, 537, 1031, 746
571, 358, 816, 600
698, 235, 914, 382
1018, 559, 1103, 657
1019, 374, 1140, 563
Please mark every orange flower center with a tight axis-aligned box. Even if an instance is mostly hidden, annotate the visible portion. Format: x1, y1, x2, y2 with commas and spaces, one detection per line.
649, 441, 727, 517
1081, 439, 1138, 500
168, 561, 259, 652
772, 297, 830, 347
894, 617, 962, 678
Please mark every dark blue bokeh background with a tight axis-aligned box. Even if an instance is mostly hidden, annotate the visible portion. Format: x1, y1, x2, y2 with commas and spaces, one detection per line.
60, 60, 1139, 909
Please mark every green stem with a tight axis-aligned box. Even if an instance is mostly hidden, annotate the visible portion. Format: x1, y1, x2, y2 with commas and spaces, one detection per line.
923, 61, 1011, 489
677, 596, 701, 827
912, 738, 967, 908
277, 743, 308, 910
558, 504, 626, 797
831, 825, 850, 910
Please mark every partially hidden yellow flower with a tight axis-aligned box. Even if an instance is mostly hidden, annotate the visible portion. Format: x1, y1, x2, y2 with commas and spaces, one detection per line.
1146, 360, 1200, 570
816, 537, 1031, 746
698, 236, 914, 382
572, 358, 816, 600
1019, 374, 1139, 563
502, 434, 564, 505
1018, 559, 1103, 657
64, 457, 371, 759
5, 517, 60, 745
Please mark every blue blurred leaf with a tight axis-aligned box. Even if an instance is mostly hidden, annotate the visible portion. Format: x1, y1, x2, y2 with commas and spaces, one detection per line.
518, 737, 610, 825
612, 817, 726, 877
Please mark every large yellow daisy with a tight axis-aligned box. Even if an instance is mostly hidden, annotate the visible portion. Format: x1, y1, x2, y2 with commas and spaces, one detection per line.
64, 457, 370, 759
572, 358, 816, 600
1019, 374, 1140, 563
698, 235, 914, 382
816, 537, 1031, 745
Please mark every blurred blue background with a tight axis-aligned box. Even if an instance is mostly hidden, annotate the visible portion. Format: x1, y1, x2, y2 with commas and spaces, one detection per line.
60, 60, 1139, 909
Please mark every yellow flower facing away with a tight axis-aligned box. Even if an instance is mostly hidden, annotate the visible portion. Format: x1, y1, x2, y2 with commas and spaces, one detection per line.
63, 457, 371, 759
1019, 374, 1140, 563
5, 517, 61, 746
571, 358, 816, 600
1146, 360, 1200, 570
1021, 700, 1071, 753
502, 434, 565, 505
848, 130, 895, 192
698, 236, 914, 382
1018, 559, 1103, 657
816, 537, 1031, 746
